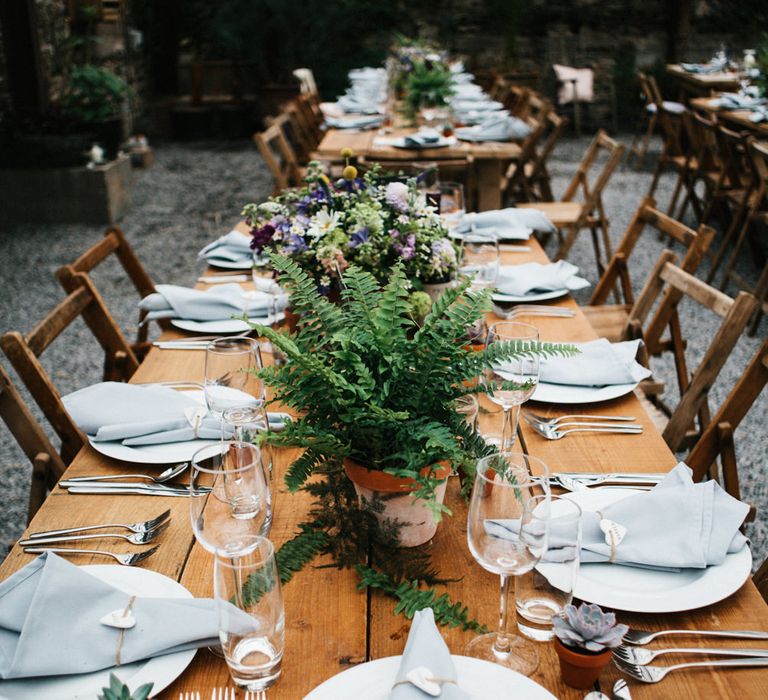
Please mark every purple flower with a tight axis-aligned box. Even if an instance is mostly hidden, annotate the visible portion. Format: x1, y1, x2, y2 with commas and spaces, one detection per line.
348, 227, 370, 249
283, 233, 309, 254
393, 233, 416, 260
250, 223, 276, 252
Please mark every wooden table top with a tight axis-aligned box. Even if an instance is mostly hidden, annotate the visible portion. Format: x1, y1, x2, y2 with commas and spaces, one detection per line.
1, 235, 766, 699
667, 64, 742, 95
315, 127, 522, 162
690, 96, 768, 138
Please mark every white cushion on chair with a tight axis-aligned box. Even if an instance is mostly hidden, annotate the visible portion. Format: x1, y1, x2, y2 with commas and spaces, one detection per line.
553, 64, 594, 105
645, 100, 686, 114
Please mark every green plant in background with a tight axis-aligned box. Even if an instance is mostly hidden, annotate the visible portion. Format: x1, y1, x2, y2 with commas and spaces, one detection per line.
62, 65, 129, 124
755, 34, 768, 97
98, 674, 152, 700
403, 60, 455, 120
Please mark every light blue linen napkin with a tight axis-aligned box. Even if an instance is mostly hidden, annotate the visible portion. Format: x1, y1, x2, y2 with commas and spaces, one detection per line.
495, 261, 590, 296
486, 464, 749, 570
62, 382, 230, 444
0, 553, 220, 679
139, 284, 283, 322
198, 230, 253, 264
325, 114, 384, 129
457, 208, 556, 235
456, 114, 531, 142
537, 338, 651, 387
389, 608, 468, 699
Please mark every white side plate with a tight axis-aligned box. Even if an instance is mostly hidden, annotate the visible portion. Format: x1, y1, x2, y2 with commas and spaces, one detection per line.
305, 655, 556, 699
531, 381, 638, 405
0, 566, 196, 699
170, 313, 284, 335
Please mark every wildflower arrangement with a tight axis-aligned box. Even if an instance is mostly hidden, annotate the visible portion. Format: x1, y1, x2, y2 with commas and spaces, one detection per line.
242, 155, 459, 293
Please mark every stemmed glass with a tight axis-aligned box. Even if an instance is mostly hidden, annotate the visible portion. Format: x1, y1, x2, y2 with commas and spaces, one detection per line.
204, 337, 265, 440
459, 232, 499, 291
466, 451, 550, 676
483, 322, 539, 451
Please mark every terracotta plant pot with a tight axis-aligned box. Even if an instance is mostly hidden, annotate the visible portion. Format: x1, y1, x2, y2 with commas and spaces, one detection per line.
343, 458, 450, 547
422, 281, 454, 302
553, 638, 612, 689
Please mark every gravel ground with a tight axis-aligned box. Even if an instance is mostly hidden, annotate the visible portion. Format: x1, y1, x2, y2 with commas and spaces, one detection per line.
0, 136, 765, 570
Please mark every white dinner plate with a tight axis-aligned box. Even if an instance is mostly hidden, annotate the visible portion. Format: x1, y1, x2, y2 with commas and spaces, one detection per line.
171, 312, 284, 335
304, 655, 556, 699
0, 566, 196, 699
491, 288, 569, 303
541, 489, 753, 613
391, 136, 457, 149
89, 435, 220, 465
531, 381, 638, 404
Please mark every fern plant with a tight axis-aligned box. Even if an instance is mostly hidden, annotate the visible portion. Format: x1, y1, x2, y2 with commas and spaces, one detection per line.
251, 255, 576, 515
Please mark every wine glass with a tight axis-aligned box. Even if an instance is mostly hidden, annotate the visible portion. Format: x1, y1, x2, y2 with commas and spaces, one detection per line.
459, 232, 499, 290
204, 337, 265, 438
466, 451, 550, 675
438, 181, 465, 231
483, 322, 539, 451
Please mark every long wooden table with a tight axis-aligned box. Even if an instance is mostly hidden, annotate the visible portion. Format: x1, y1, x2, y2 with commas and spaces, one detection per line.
690, 95, 768, 138
667, 64, 741, 98
315, 128, 521, 212
1, 238, 767, 699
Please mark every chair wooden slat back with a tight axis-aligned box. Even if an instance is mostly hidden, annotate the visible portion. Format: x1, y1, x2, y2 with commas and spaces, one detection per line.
267, 109, 312, 165
56, 225, 167, 353
0, 272, 138, 462
0, 364, 67, 521
590, 197, 714, 308
686, 338, 768, 515
501, 102, 552, 202
505, 85, 531, 117
526, 112, 568, 201
253, 120, 302, 194
296, 93, 323, 145
625, 253, 758, 452
561, 130, 624, 210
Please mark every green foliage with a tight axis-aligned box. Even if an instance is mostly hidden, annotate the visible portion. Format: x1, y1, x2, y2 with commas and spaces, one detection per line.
756, 34, 768, 98
62, 65, 129, 123
252, 256, 577, 515
98, 674, 152, 700
404, 61, 455, 119
357, 565, 487, 632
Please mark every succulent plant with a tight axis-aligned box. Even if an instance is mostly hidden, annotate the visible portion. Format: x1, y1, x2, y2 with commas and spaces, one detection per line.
98, 673, 153, 700
552, 602, 628, 652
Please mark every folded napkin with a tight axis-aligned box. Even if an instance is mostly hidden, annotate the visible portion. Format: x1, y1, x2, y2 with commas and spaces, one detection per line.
488, 464, 749, 572
198, 230, 253, 263
404, 128, 443, 148
495, 261, 590, 296
709, 93, 767, 110
451, 99, 503, 112
337, 95, 383, 114
457, 208, 556, 235
452, 83, 484, 99
63, 382, 232, 444
749, 107, 768, 123
389, 609, 468, 700
455, 114, 531, 142
325, 114, 384, 129
139, 284, 285, 322
0, 552, 221, 679
538, 338, 651, 387
681, 61, 727, 74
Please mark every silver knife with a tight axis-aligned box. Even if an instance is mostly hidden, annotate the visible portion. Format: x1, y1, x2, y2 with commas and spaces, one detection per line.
552, 472, 667, 481
60, 481, 204, 496
66, 485, 192, 497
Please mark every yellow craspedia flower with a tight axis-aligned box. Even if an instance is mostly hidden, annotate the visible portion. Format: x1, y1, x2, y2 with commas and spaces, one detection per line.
340, 147, 354, 159
319, 173, 331, 186
342, 165, 358, 180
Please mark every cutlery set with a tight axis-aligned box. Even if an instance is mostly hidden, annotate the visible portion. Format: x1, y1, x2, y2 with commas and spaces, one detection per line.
55, 463, 208, 498
491, 303, 576, 320
19, 510, 171, 565
523, 410, 645, 441
179, 691, 264, 699
613, 628, 768, 684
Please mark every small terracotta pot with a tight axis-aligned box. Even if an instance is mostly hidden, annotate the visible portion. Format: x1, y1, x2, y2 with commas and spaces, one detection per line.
553, 639, 612, 689
422, 281, 454, 302
343, 458, 450, 547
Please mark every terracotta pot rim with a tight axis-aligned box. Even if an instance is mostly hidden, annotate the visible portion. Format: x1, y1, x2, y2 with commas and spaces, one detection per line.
554, 638, 612, 666
343, 457, 451, 493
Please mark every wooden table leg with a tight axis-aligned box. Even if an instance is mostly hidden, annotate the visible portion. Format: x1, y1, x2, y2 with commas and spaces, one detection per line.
475, 159, 502, 211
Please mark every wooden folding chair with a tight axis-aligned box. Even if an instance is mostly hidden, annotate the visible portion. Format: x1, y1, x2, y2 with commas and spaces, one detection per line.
623, 251, 757, 452
583, 197, 714, 342
293, 67, 319, 96
253, 119, 305, 194
518, 130, 625, 274
500, 101, 552, 204
686, 338, 767, 523
719, 139, 768, 335
267, 109, 314, 165
0, 272, 138, 463
756, 558, 768, 604
56, 225, 167, 373
647, 103, 688, 203
0, 364, 67, 521
512, 112, 568, 203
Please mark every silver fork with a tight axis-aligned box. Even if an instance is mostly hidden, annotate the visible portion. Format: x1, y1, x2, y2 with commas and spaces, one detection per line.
613, 655, 768, 682
25, 509, 171, 539
246, 691, 267, 700
622, 628, 768, 645
20, 521, 170, 547
523, 410, 636, 426
614, 644, 768, 665
211, 689, 237, 700
530, 422, 643, 440
179, 693, 200, 700
22, 545, 159, 566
